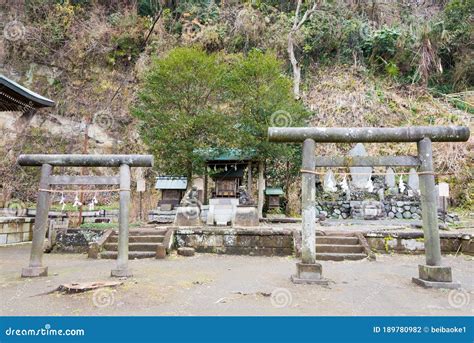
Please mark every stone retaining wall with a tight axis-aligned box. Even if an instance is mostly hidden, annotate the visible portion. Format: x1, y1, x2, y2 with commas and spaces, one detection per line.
316, 200, 459, 222
53, 228, 106, 253
0, 217, 34, 244
384, 201, 421, 220
174, 227, 472, 256
365, 231, 472, 255
174, 227, 294, 256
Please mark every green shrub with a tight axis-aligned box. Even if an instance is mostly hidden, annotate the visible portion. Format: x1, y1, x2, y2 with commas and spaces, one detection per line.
363, 27, 401, 64
138, 0, 161, 17
431, 0, 474, 90
302, 4, 367, 64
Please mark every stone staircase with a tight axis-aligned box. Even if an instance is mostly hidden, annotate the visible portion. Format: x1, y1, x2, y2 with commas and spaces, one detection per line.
99, 228, 171, 259
315, 234, 370, 261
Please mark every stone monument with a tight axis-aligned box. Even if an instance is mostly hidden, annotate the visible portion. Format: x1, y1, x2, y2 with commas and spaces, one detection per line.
407, 168, 420, 195
349, 143, 372, 190
385, 167, 398, 194
174, 186, 201, 226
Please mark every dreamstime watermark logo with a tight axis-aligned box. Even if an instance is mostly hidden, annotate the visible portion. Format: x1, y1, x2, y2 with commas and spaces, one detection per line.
93, 110, 114, 130
448, 289, 471, 309
92, 288, 115, 308
270, 288, 292, 308
270, 110, 292, 127
4, 199, 26, 216
3, 20, 25, 42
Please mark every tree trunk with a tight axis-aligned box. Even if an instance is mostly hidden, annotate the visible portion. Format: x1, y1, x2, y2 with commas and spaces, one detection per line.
288, 32, 301, 99
287, 0, 318, 100
186, 159, 193, 191
257, 160, 265, 218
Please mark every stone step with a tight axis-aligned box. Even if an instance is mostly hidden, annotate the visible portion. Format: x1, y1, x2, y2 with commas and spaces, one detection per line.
316, 244, 364, 254
317, 236, 359, 245
316, 252, 367, 261
108, 235, 164, 243
103, 242, 160, 252
99, 251, 156, 259
126, 229, 168, 236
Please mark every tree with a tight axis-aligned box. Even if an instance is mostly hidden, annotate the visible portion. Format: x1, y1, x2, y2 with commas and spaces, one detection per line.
132, 47, 234, 183
288, 0, 319, 99
226, 49, 310, 215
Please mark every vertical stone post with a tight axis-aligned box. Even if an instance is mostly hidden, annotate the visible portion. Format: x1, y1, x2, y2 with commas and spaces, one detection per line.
291, 139, 327, 285
111, 164, 132, 277
22, 163, 52, 277
257, 161, 264, 218
412, 138, 460, 289
301, 139, 316, 264
204, 167, 208, 205
247, 161, 252, 195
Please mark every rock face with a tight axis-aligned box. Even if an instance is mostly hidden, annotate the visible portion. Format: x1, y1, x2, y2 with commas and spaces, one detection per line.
349, 143, 372, 190
0, 111, 117, 150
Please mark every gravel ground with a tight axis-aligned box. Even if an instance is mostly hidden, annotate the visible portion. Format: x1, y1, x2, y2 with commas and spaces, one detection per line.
0, 243, 472, 316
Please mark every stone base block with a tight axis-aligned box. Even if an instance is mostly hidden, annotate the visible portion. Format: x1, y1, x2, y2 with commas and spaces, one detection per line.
232, 206, 259, 227
412, 278, 461, 289
418, 264, 453, 282
412, 264, 460, 289
21, 266, 48, 277
291, 262, 329, 285
88, 242, 99, 259
110, 268, 133, 278
178, 247, 195, 256
156, 245, 166, 259
174, 206, 201, 226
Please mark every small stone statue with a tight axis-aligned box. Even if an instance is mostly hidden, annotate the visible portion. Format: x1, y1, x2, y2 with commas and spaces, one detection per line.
181, 186, 199, 207
238, 186, 254, 205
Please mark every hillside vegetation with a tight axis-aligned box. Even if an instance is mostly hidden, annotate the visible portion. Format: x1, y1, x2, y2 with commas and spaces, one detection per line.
0, 0, 472, 211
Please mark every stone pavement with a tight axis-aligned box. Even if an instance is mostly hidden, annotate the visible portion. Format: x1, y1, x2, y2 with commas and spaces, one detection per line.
0, 244, 472, 316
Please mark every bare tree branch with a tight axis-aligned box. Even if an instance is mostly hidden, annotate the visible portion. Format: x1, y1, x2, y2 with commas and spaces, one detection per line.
288, 0, 319, 99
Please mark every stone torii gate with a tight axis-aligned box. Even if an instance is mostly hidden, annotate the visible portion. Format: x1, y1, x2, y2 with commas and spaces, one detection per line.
268, 126, 470, 289
17, 154, 153, 278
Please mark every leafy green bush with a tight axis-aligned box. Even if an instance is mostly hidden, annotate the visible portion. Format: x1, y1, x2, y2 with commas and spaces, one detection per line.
301, 4, 367, 63
138, 0, 161, 17
107, 13, 149, 67
363, 27, 401, 64
431, 0, 474, 90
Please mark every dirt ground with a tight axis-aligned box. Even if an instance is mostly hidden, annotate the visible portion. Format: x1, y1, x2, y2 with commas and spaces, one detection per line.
0, 243, 472, 316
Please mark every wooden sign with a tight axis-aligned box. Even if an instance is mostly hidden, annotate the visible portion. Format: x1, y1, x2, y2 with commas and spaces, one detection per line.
137, 179, 146, 192
438, 182, 449, 197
